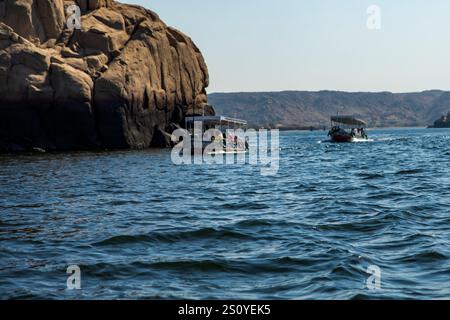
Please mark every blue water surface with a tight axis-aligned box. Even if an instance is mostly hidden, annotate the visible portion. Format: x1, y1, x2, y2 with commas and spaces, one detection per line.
1, 127, 450, 299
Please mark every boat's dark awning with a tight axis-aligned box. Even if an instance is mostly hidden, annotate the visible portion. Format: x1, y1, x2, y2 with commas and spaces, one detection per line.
185, 116, 247, 126
331, 116, 367, 127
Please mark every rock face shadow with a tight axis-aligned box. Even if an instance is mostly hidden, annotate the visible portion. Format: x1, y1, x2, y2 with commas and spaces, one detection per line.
0, 0, 213, 152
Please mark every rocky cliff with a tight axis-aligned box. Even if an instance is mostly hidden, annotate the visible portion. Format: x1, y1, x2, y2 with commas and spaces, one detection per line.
0, 0, 212, 152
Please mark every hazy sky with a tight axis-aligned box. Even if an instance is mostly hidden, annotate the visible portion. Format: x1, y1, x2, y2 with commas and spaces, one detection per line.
121, 0, 450, 93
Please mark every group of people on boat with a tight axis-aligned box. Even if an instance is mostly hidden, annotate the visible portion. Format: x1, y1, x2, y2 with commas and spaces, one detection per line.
350, 128, 368, 139
211, 134, 249, 150
328, 126, 367, 138
328, 126, 347, 137
327, 122, 368, 142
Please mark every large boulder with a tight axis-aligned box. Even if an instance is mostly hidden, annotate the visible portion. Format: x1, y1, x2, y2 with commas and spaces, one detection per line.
0, 0, 212, 152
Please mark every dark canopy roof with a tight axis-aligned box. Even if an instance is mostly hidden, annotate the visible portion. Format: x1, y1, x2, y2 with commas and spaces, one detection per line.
331, 116, 367, 127
185, 116, 247, 126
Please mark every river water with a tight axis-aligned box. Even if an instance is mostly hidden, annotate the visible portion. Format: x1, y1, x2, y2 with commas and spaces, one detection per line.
1, 127, 450, 299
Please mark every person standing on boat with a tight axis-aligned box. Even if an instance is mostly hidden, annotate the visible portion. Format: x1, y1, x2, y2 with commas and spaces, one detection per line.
361, 128, 368, 139
222, 132, 227, 148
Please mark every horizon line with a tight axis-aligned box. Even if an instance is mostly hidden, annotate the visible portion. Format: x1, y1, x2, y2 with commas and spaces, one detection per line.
208, 89, 448, 95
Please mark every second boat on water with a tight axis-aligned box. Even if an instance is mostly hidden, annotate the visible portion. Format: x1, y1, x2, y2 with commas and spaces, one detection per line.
328, 115, 369, 143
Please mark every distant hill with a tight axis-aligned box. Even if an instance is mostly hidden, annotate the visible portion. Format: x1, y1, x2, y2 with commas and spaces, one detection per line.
209, 90, 450, 129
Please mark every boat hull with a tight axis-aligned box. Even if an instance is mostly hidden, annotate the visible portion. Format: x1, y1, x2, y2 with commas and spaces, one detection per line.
331, 134, 354, 143
186, 138, 248, 155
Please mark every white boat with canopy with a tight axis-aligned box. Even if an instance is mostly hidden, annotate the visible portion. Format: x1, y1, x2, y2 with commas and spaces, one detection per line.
185, 115, 249, 154
328, 115, 369, 142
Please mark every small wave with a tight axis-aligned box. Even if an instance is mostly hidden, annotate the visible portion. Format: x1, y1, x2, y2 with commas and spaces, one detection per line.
147, 258, 308, 274
358, 173, 385, 180
317, 220, 386, 233
0, 203, 47, 209
275, 256, 321, 268
220, 202, 270, 210
107, 200, 143, 206
398, 250, 448, 263
233, 219, 275, 228
80, 256, 323, 276
293, 183, 317, 192
0, 227, 41, 235
94, 227, 253, 246
330, 265, 361, 277
149, 260, 231, 272
4, 292, 50, 300
367, 190, 413, 200
280, 146, 305, 150
0, 220, 16, 227
395, 169, 423, 175
94, 234, 155, 246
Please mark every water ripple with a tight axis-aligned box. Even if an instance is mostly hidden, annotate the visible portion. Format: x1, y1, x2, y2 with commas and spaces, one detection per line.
1, 128, 450, 299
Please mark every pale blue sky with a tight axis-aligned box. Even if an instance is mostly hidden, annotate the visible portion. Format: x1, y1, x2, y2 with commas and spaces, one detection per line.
121, 0, 450, 93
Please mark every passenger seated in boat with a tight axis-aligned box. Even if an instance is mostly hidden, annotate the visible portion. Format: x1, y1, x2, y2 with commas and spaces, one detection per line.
328, 126, 339, 136
361, 128, 367, 139
222, 133, 227, 147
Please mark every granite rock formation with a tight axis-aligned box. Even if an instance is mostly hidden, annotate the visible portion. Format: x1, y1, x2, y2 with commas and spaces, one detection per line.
430, 112, 450, 128
0, 0, 212, 152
